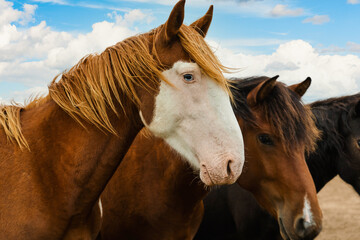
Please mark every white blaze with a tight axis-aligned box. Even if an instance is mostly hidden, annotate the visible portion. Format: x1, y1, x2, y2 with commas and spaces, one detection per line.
303, 195, 313, 224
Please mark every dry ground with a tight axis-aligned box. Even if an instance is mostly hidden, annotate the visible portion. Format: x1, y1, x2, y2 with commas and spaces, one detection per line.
316, 176, 360, 240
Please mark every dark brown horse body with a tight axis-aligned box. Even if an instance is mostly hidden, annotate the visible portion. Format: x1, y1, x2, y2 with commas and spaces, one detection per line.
0, 1, 246, 239
98, 76, 323, 240
195, 94, 360, 240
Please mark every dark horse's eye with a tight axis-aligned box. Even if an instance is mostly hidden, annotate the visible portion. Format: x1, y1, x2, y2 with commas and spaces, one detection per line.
357, 139, 360, 148
258, 134, 274, 146
183, 74, 194, 82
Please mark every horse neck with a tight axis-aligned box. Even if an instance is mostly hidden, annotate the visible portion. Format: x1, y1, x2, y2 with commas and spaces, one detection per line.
22, 98, 142, 214
306, 107, 341, 192
147, 138, 208, 211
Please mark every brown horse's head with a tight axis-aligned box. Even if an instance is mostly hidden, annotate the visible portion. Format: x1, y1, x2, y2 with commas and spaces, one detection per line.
135, 0, 245, 186
49, 0, 244, 186
232, 76, 322, 240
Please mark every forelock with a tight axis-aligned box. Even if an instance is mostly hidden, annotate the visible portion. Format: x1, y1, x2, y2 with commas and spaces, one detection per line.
231, 77, 320, 154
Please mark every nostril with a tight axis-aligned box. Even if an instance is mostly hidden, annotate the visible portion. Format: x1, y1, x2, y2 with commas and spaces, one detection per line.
226, 159, 233, 176
295, 217, 319, 239
201, 164, 208, 175
295, 217, 306, 238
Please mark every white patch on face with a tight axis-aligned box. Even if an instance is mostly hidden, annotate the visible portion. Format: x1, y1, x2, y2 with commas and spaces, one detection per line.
302, 195, 313, 224
141, 61, 245, 185
206, 76, 244, 156
98, 198, 103, 219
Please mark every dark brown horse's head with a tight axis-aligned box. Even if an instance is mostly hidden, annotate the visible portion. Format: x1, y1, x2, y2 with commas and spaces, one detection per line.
312, 95, 360, 194
231, 76, 322, 240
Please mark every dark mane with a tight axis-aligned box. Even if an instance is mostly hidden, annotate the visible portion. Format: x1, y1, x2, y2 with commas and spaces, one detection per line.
310, 93, 360, 167
230, 76, 319, 154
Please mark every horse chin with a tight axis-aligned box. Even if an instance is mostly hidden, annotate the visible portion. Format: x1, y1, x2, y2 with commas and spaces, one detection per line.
278, 218, 291, 240
199, 168, 215, 186
278, 217, 318, 240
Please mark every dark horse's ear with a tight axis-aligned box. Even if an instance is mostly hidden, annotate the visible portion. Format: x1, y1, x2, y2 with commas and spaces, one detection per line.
288, 77, 311, 97
190, 5, 213, 37
247, 76, 279, 107
158, 0, 185, 44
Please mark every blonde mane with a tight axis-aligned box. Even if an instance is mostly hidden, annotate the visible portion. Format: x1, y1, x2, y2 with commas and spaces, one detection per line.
48, 32, 168, 135
178, 25, 232, 98
1, 24, 231, 149
0, 104, 29, 149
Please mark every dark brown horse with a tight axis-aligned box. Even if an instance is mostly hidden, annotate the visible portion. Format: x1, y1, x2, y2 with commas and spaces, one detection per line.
196, 93, 360, 240
0, 1, 245, 239
98, 76, 322, 240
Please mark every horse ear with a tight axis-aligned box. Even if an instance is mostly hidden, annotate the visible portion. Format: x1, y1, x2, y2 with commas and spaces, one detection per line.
247, 76, 279, 107
190, 5, 213, 37
159, 0, 185, 44
288, 77, 311, 97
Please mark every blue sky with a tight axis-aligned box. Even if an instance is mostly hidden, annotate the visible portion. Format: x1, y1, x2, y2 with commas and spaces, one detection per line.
11, 0, 360, 54
1, 0, 360, 102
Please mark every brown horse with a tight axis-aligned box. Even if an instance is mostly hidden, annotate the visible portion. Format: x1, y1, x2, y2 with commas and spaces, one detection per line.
196, 77, 323, 240
196, 93, 360, 240
98, 76, 322, 240
0, 1, 245, 239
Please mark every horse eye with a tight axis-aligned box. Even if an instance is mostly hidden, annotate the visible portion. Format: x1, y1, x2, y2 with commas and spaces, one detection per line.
258, 134, 274, 146
357, 139, 360, 148
183, 74, 194, 82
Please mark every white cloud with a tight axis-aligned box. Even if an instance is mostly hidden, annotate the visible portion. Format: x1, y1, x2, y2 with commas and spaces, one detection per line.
347, 0, 360, 4
303, 15, 330, 25
43, 20, 139, 70
0, 21, 73, 62
11, 86, 48, 104
107, 9, 154, 27
347, 42, 360, 52
0, 0, 37, 26
20, 4, 37, 25
264, 61, 299, 71
213, 38, 288, 48
269, 32, 288, 36
319, 41, 360, 54
0, 0, 22, 25
270, 4, 304, 17
319, 45, 346, 54
209, 39, 360, 102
